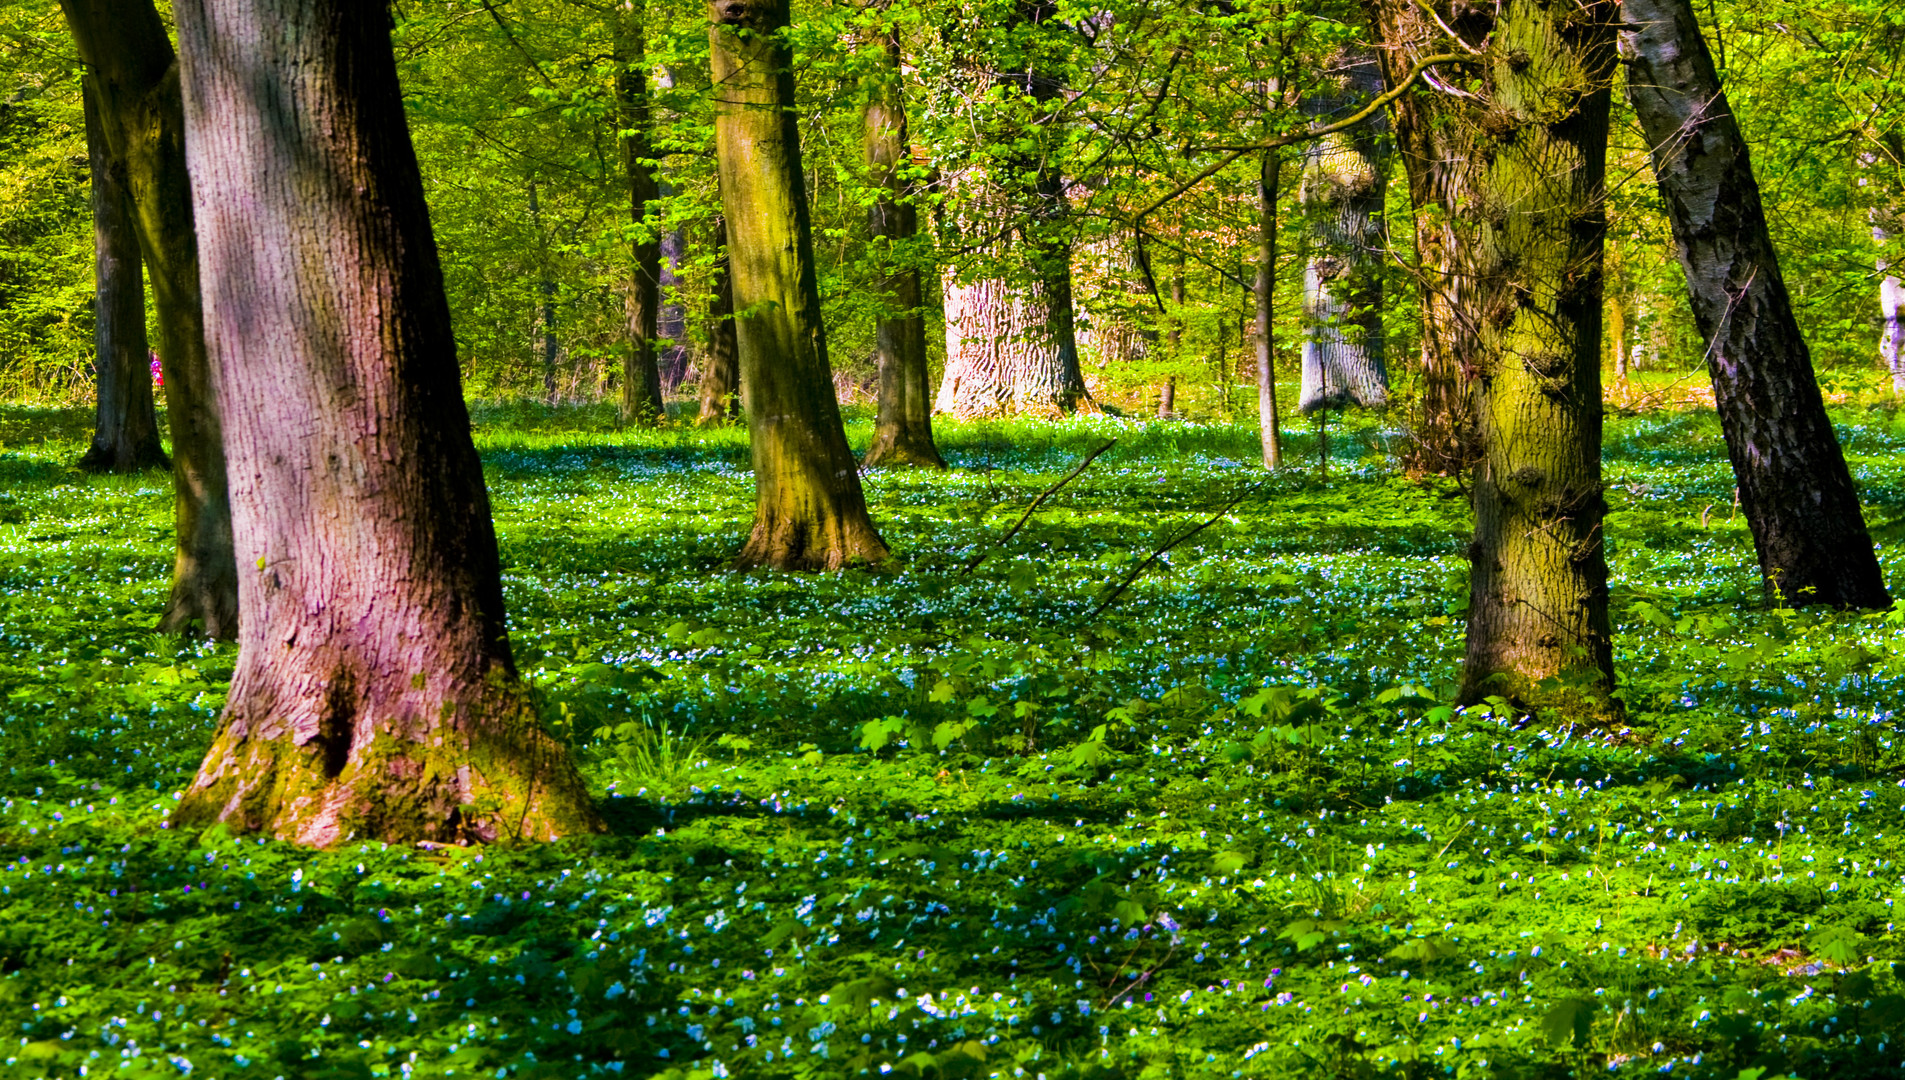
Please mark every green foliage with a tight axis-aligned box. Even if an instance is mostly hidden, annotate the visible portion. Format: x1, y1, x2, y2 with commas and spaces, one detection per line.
2, 407, 1905, 1078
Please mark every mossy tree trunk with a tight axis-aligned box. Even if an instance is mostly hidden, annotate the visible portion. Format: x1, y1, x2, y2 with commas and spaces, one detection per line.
1297, 48, 1389, 415
1368, 0, 1481, 476
710, 0, 888, 569
78, 77, 167, 475
1254, 147, 1284, 469
696, 217, 741, 426
169, 0, 600, 846
1622, 0, 1889, 609
617, 3, 666, 425
1453, 0, 1620, 714
58, 0, 236, 638
859, 26, 944, 469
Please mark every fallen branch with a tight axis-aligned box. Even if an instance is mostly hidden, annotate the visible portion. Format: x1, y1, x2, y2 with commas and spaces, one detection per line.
962, 439, 1117, 576
1082, 487, 1255, 622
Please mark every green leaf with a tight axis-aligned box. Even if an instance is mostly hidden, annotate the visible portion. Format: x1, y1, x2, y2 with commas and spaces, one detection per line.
1538, 997, 1598, 1048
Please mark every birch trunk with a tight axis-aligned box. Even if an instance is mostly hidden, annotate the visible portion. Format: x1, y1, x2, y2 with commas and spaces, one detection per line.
169, 0, 599, 845
859, 27, 945, 469
58, 0, 236, 638
78, 77, 167, 474
710, 0, 888, 568
1621, 0, 1890, 609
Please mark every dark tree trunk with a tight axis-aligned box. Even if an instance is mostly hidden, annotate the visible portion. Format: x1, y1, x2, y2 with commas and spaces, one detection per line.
526, 180, 562, 403
58, 0, 236, 638
1621, 0, 1890, 609
659, 220, 690, 392
1255, 147, 1283, 469
1159, 256, 1183, 417
78, 77, 167, 474
617, 6, 666, 425
169, 0, 599, 846
859, 27, 944, 470
1297, 47, 1389, 414
710, 0, 888, 569
1367, 0, 1479, 476
696, 218, 741, 426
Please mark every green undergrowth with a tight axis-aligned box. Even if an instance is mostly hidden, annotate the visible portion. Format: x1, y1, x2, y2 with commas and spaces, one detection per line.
4, 405, 1905, 1078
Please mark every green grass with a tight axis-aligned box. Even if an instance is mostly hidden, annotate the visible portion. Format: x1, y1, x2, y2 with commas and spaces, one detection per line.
3, 403, 1905, 1078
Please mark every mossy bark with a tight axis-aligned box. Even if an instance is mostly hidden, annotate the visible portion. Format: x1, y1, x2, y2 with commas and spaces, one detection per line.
169, 0, 601, 846
617, 5, 666, 426
710, 0, 888, 569
696, 218, 741, 426
859, 27, 944, 470
1621, 0, 1889, 610
78, 77, 167, 475
58, 0, 236, 638
1454, 0, 1620, 715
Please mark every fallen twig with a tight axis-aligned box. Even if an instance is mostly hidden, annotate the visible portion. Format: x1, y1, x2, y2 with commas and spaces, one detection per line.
962, 439, 1116, 576
1081, 487, 1255, 622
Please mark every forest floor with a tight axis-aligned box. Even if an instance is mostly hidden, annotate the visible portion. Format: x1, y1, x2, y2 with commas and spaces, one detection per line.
3, 401, 1905, 1079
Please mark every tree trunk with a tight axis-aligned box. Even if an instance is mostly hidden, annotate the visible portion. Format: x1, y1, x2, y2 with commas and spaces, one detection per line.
1367, 0, 1479, 476
58, 0, 236, 638
1441, 0, 1620, 715
169, 0, 600, 845
1621, 0, 1890, 609
696, 217, 741, 425
78, 77, 167, 474
710, 0, 888, 569
617, 5, 666, 425
530, 181, 560, 403
1880, 215, 1905, 395
1297, 48, 1389, 415
1255, 147, 1283, 469
1159, 256, 1183, 417
860, 30, 945, 469
933, 2, 1088, 418
659, 220, 690, 392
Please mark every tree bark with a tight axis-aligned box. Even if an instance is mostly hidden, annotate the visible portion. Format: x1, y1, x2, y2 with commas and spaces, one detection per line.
710, 0, 888, 569
696, 217, 741, 425
169, 0, 600, 846
78, 77, 167, 474
1367, 0, 1480, 476
933, 0, 1089, 418
528, 181, 561, 403
617, 5, 666, 424
659, 220, 690, 392
1297, 48, 1389, 415
1452, 0, 1620, 715
1880, 215, 1905, 395
58, 0, 236, 638
859, 30, 945, 468
1255, 147, 1283, 469
1621, 0, 1890, 609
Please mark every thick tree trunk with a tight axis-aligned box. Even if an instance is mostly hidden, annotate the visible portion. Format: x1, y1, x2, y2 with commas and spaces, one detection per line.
1297, 48, 1389, 415
78, 78, 167, 474
710, 0, 888, 569
1448, 0, 1620, 715
933, 3, 1088, 418
1368, 0, 1479, 476
58, 0, 236, 638
617, 6, 666, 425
169, 0, 600, 846
859, 29, 944, 469
1255, 148, 1283, 469
696, 218, 741, 425
1621, 0, 1889, 609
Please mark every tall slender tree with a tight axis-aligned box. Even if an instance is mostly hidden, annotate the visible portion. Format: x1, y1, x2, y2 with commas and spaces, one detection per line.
859, 22, 944, 469
617, 1, 666, 424
710, 0, 888, 568
1621, 0, 1890, 609
57, 0, 236, 637
1254, 146, 1284, 469
696, 217, 741, 425
77, 77, 166, 474
168, 0, 599, 845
